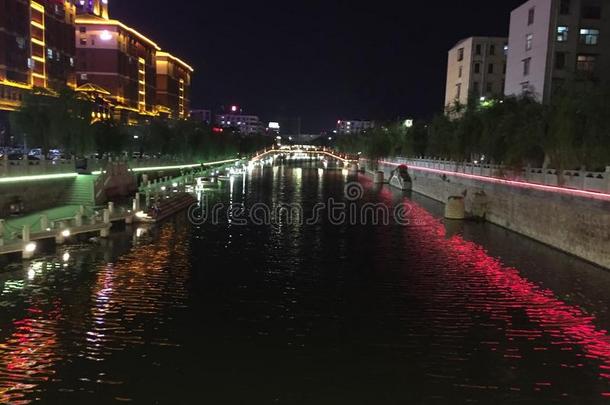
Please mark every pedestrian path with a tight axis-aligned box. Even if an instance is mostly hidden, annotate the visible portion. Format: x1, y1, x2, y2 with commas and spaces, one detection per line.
1, 205, 85, 240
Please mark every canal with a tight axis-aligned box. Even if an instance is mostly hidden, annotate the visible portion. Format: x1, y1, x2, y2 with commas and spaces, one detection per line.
0, 163, 609, 404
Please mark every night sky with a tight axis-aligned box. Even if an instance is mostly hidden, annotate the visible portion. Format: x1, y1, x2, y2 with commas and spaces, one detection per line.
112, 0, 525, 133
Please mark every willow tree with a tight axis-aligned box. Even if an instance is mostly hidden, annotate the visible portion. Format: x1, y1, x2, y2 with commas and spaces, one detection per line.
9, 88, 54, 154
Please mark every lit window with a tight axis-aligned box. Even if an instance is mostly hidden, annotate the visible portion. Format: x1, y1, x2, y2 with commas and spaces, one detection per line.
557, 26, 569, 42
577, 55, 596, 72
580, 29, 600, 45
526, 33, 534, 51
47, 48, 53, 59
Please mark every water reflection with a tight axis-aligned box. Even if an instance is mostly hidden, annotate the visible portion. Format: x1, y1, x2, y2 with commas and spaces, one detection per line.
0, 165, 608, 403
0, 221, 190, 403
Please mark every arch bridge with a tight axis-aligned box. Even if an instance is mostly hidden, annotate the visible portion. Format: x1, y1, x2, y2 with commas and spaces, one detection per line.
250, 145, 359, 166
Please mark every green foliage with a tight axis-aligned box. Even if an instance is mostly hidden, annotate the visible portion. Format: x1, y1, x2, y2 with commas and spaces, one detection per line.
337, 82, 610, 171
9, 88, 273, 162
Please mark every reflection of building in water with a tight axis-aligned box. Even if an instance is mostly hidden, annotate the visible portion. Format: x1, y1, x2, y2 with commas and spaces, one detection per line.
0, 262, 61, 404
85, 223, 190, 361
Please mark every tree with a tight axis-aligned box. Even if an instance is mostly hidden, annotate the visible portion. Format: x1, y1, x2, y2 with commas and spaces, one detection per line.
9, 88, 55, 155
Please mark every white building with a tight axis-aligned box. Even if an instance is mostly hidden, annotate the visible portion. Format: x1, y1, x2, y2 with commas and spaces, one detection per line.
505, 0, 609, 103
336, 120, 374, 135
444, 36, 508, 110
216, 112, 264, 135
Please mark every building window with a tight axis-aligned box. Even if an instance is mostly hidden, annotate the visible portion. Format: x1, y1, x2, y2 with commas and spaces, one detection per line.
473, 81, 480, 94
458, 66, 463, 78
582, 6, 601, 19
560, 0, 571, 14
457, 48, 464, 61
47, 48, 53, 59
523, 58, 531, 76
476, 44, 482, 55
503, 63, 507, 74
486, 82, 493, 93
526, 33, 534, 50
474, 63, 481, 74
488, 63, 494, 74
79, 26, 86, 33
555, 52, 567, 69
80, 37, 87, 46
490, 44, 496, 55
456, 83, 462, 99
577, 54, 596, 72
528, 7, 535, 25
557, 26, 569, 42
503, 44, 509, 56
580, 28, 600, 45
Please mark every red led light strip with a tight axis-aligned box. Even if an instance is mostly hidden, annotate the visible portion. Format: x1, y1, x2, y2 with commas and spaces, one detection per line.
379, 161, 610, 201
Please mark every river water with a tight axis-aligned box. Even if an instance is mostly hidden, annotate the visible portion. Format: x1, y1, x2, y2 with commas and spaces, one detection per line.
0, 164, 610, 404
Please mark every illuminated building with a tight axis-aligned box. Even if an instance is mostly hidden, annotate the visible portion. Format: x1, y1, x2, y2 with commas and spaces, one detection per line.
74, 14, 159, 121
75, 0, 108, 19
336, 120, 374, 135
155, 52, 193, 119
505, 0, 610, 103
0, 0, 77, 112
445, 36, 508, 111
74, 0, 194, 122
216, 106, 264, 135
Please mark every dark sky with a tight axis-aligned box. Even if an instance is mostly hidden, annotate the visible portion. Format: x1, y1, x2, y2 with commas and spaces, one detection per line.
112, 0, 525, 133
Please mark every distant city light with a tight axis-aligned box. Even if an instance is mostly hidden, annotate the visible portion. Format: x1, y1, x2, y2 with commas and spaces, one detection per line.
231, 105, 238, 112
404, 119, 414, 128
268, 122, 280, 129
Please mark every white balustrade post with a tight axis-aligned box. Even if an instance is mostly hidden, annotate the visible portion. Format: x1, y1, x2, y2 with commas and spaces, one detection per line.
22, 224, 34, 259
75, 211, 83, 227
22, 224, 30, 243
108, 201, 114, 215
100, 209, 110, 238
133, 193, 141, 212
40, 215, 49, 231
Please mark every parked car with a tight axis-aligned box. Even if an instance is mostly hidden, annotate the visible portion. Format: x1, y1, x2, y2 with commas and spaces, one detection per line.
7, 153, 40, 161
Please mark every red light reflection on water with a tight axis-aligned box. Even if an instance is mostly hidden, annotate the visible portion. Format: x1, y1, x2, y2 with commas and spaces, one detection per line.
392, 193, 610, 396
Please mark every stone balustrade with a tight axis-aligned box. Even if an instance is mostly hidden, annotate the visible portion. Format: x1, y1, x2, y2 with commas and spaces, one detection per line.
388, 157, 610, 194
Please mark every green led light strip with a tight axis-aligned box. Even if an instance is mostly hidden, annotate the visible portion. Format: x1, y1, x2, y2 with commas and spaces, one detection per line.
0, 173, 78, 184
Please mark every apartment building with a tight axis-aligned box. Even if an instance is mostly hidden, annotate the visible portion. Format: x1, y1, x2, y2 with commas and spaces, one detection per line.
444, 36, 508, 110
156, 52, 193, 120
505, 0, 610, 102
336, 120, 374, 135
0, 0, 76, 112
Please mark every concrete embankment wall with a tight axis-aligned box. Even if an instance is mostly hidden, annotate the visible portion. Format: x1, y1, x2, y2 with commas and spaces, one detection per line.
366, 160, 610, 269
0, 178, 74, 218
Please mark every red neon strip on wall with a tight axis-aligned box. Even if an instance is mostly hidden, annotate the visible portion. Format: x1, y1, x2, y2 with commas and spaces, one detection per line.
379, 161, 610, 202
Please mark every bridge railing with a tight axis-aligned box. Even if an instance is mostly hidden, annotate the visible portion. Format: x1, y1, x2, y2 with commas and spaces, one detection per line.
383, 157, 610, 194
252, 146, 359, 162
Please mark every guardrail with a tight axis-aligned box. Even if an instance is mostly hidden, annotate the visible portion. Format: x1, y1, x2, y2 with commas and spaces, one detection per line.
0, 155, 77, 177
1, 156, 237, 179
385, 157, 610, 194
